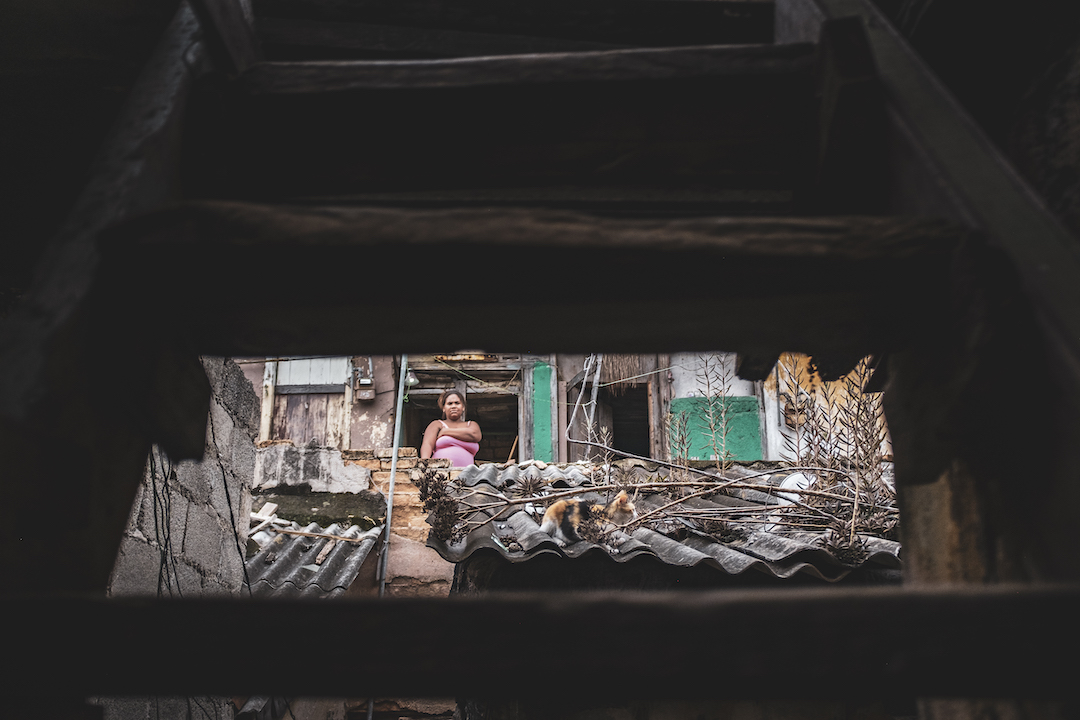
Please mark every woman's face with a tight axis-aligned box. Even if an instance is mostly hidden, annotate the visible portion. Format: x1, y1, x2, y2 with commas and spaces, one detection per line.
442, 394, 464, 421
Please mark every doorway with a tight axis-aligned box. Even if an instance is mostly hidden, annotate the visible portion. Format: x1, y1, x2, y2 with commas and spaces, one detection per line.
404, 392, 520, 464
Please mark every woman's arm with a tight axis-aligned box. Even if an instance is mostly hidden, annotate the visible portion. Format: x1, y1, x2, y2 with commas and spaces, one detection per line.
420, 420, 441, 459
438, 421, 482, 443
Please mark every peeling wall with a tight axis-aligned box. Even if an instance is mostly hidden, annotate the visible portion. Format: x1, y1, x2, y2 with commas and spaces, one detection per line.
349, 355, 398, 450
234, 355, 398, 452
669, 352, 756, 398
254, 442, 371, 493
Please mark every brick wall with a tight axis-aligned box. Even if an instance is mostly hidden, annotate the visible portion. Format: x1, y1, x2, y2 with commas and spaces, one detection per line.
361, 450, 458, 599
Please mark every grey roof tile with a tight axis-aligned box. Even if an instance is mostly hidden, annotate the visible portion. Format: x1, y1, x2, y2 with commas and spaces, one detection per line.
428, 461, 901, 584
245, 522, 382, 598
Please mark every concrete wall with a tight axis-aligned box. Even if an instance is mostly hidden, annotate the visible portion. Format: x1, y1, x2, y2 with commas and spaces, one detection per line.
102, 357, 258, 720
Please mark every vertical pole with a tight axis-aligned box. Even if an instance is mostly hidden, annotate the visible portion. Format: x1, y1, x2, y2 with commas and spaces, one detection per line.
369, 354, 409, 720
376, 353, 409, 598
259, 360, 277, 443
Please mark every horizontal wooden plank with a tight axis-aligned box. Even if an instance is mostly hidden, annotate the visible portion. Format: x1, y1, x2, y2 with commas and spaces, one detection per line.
8, 585, 1078, 698
274, 383, 346, 394
237, 44, 816, 92
278, 187, 796, 218
96, 202, 963, 359
408, 362, 523, 371
254, 0, 775, 47
406, 386, 519, 395
256, 17, 627, 60
185, 46, 815, 198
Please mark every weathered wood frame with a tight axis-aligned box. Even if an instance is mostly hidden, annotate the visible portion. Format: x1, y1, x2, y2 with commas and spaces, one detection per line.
3, 0, 1080, 706
7, 585, 1077, 699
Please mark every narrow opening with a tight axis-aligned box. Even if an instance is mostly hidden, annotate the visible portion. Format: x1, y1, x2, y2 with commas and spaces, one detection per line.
603, 385, 651, 458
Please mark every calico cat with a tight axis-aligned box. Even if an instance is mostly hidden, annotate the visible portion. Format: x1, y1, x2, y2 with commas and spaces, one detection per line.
538, 490, 637, 547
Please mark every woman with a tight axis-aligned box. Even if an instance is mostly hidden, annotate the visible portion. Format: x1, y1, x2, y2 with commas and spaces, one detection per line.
420, 389, 482, 466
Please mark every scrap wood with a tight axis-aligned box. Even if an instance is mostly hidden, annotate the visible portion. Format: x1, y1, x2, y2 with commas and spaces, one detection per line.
315, 538, 337, 565
272, 527, 372, 544
249, 509, 290, 535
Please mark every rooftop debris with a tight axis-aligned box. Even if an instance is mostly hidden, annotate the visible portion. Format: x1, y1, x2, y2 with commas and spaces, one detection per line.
420, 454, 899, 561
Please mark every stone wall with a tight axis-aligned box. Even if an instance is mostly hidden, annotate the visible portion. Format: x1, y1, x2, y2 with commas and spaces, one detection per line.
101, 357, 258, 720
109, 356, 257, 597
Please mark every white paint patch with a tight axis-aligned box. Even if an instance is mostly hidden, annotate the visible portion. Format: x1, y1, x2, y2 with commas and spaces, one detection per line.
669, 352, 756, 398
254, 443, 372, 493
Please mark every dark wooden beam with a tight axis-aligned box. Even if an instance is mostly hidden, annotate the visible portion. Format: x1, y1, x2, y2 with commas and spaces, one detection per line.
807, 16, 887, 213
774, 0, 1080, 517
777, 0, 1080, 372
256, 17, 626, 59
254, 0, 775, 47
95, 202, 964, 359
10, 585, 1079, 699
189, 0, 261, 74
0, 5, 206, 593
183, 45, 816, 199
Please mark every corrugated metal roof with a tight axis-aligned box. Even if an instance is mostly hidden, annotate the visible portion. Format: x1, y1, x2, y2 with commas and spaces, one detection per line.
427, 460, 901, 584
245, 522, 382, 598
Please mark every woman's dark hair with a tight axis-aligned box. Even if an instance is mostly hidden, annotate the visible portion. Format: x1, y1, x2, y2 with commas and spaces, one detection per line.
438, 389, 467, 421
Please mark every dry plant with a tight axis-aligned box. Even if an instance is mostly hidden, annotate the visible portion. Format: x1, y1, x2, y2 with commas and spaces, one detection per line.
416, 466, 464, 543
591, 425, 615, 480
513, 468, 546, 500
666, 409, 693, 485
779, 353, 813, 462
426, 447, 898, 553
776, 354, 897, 548
698, 353, 735, 472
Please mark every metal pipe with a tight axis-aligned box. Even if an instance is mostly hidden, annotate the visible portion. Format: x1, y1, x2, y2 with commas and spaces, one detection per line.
586, 353, 604, 436
369, 353, 409, 720
377, 353, 409, 595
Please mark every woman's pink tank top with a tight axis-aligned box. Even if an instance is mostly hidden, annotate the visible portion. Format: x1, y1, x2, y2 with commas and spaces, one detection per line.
433, 421, 479, 466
